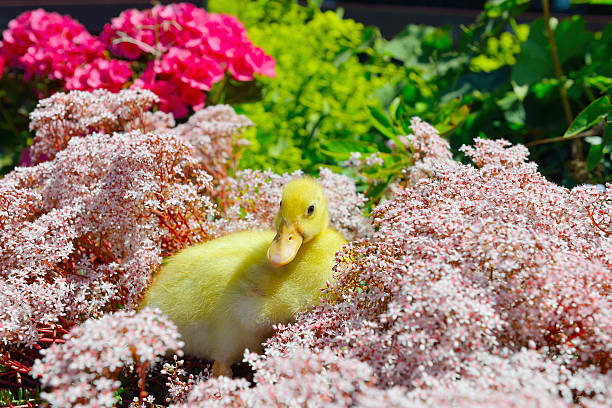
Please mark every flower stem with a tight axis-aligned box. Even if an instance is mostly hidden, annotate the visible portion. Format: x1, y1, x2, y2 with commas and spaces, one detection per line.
542, 0, 581, 162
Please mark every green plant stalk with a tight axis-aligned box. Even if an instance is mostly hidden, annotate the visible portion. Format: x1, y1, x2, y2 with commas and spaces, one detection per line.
542, 0, 581, 161
526, 125, 602, 147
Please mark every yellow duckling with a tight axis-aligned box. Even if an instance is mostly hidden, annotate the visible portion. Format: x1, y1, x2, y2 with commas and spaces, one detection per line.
142, 177, 346, 377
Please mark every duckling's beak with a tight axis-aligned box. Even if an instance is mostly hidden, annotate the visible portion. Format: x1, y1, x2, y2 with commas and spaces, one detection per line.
267, 222, 303, 267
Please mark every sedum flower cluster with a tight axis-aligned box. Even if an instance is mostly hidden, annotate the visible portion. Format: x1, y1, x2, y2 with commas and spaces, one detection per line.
27, 88, 168, 164
30, 308, 183, 408
0, 88, 369, 404
0, 3, 275, 117
3, 86, 610, 405
174, 136, 611, 406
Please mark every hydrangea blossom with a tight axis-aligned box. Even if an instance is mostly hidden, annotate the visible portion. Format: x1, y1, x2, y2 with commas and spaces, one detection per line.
1, 5, 275, 117
64, 58, 132, 92
1, 9, 105, 82
105, 3, 275, 117
30, 308, 183, 408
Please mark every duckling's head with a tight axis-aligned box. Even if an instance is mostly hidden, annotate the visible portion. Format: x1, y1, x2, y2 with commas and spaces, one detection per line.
267, 177, 330, 267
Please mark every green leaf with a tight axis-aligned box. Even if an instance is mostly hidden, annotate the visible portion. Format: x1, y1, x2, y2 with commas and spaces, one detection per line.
438, 105, 470, 137
564, 96, 611, 137
511, 18, 552, 85
587, 122, 612, 172
554, 16, 592, 65
367, 106, 409, 154
377, 25, 435, 66
512, 81, 529, 101
373, 83, 398, 109
367, 106, 394, 136
389, 97, 401, 121
586, 144, 604, 172
333, 48, 352, 67
319, 139, 376, 160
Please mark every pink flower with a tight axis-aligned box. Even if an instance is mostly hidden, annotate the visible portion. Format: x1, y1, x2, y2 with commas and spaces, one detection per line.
100, 8, 150, 60
31, 308, 183, 408
133, 48, 223, 118
64, 58, 132, 92
28, 88, 160, 162
229, 46, 277, 81
157, 47, 224, 91
0, 55, 4, 79
1, 9, 104, 82
100, 2, 276, 113
133, 74, 189, 119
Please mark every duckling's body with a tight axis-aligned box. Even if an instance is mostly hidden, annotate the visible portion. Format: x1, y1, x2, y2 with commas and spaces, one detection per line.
142, 178, 346, 375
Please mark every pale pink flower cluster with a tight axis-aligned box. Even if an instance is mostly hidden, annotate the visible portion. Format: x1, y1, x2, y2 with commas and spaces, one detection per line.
30, 308, 183, 408
1, 128, 214, 346
27, 88, 160, 163
232, 136, 610, 405
161, 355, 210, 405
175, 349, 610, 407
171, 105, 253, 181
384, 116, 452, 162
216, 167, 369, 240
104, 3, 276, 117
403, 116, 457, 187
172, 349, 374, 407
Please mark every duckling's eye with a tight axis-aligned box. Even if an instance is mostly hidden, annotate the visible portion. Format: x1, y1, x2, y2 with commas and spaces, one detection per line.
279, 200, 282, 208
307, 204, 315, 216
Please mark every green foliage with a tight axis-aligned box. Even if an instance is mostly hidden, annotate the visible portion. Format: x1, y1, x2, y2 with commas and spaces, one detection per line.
0, 386, 40, 406
564, 96, 611, 138
210, 0, 410, 174
0, 73, 55, 174
208, 0, 309, 27
212, 0, 611, 192
373, 1, 611, 186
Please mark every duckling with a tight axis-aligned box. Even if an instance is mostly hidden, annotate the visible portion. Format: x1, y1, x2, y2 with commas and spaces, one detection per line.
142, 177, 346, 377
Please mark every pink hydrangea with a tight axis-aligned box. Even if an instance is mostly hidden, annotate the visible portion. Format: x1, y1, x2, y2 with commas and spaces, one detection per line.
133, 47, 224, 117
102, 3, 275, 117
1, 5, 274, 116
64, 58, 132, 92
1, 9, 105, 82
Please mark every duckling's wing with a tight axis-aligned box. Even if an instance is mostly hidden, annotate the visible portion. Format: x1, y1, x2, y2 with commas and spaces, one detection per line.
142, 230, 275, 326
